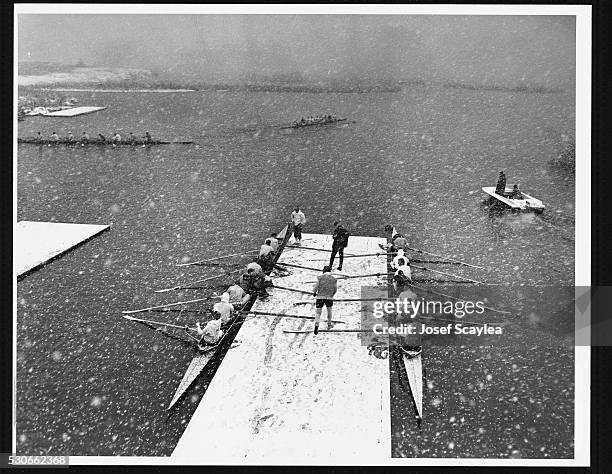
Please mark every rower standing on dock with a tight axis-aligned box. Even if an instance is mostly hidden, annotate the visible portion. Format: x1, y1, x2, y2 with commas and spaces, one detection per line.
329, 221, 350, 271
290, 207, 306, 246
312, 265, 338, 335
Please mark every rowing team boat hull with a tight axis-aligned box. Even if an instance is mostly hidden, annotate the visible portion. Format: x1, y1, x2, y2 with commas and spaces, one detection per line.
402, 349, 423, 420
390, 226, 425, 423
482, 186, 545, 213
167, 344, 220, 410
18, 138, 194, 146
167, 223, 292, 411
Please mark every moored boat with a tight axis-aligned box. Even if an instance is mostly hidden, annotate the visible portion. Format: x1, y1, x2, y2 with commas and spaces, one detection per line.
482, 186, 545, 213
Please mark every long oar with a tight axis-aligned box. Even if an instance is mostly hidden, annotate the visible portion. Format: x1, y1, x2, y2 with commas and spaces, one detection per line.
122, 297, 214, 314
176, 249, 258, 267
241, 309, 345, 324
155, 269, 242, 293
271, 285, 313, 295
407, 282, 511, 315
337, 272, 387, 280
410, 264, 489, 285
406, 246, 483, 269
286, 245, 357, 256
123, 314, 197, 331
276, 262, 331, 272
305, 252, 386, 261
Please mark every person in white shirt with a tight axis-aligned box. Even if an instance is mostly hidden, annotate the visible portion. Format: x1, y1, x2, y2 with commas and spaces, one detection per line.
196, 315, 223, 350
259, 239, 274, 258
212, 292, 234, 325
393, 262, 412, 292
268, 233, 279, 252
227, 282, 250, 306
392, 249, 409, 270
290, 207, 306, 245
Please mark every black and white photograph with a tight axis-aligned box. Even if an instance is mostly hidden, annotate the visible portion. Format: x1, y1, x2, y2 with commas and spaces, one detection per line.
13, 4, 591, 467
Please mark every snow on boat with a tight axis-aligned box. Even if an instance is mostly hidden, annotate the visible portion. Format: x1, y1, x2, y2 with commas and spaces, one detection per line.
482, 186, 545, 213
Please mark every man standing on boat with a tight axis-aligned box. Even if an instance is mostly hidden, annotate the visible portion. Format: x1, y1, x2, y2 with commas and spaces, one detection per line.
312, 265, 338, 335
291, 207, 306, 246
495, 171, 506, 195
329, 222, 350, 271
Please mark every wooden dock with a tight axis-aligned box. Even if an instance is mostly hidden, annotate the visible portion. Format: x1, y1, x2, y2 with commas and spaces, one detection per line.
172, 232, 391, 464
15, 221, 110, 278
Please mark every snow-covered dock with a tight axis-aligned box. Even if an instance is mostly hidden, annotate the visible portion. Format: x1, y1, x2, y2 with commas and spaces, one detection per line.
43, 106, 106, 117
172, 232, 391, 464
15, 221, 110, 278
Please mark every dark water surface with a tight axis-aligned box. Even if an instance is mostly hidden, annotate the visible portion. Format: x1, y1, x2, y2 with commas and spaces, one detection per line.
17, 87, 575, 457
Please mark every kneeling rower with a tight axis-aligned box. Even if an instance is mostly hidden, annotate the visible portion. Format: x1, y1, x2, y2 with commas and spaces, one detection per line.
196, 313, 224, 351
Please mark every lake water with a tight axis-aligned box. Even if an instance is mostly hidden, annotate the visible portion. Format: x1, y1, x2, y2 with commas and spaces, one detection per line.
17, 86, 575, 457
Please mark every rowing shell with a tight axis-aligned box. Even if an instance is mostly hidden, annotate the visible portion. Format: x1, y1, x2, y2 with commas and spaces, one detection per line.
167, 223, 291, 411
390, 226, 424, 423
401, 347, 423, 421
167, 337, 226, 410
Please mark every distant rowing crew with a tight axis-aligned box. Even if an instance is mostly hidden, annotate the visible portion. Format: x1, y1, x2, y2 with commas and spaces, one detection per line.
290, 114, 341, 127
30, 130, 155, 145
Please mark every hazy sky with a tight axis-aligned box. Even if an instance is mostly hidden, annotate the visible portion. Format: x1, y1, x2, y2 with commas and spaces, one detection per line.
18, 14, 576, 85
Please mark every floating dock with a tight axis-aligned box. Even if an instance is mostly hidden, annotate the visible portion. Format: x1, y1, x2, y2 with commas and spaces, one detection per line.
43, 106, 106, 117
172, 232, 390, 464
15, 221, 110, 278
